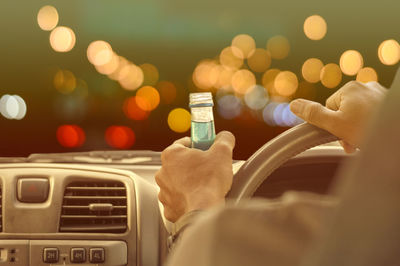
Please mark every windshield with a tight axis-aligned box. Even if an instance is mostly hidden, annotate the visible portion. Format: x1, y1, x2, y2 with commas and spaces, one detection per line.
1, 0, 398, 159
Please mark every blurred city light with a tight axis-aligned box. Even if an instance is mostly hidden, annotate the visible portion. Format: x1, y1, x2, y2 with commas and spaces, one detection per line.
95, 53, 119, 75
167, 108, 191, 133
118, 64, 144, 91
193, 60, 218, 90
217, 94, 242, 120
123, 96, 149, 121
356, 67, 378, 83
231, 69, 256, 95
231, 34, 256, 59
244, 85, 269, 110
37, 5, 59, 31
340, 50, 364, 76
87, 40, 113, 66
266, 36, 290, 60
136, 86, 160, 111
303, 15, 327, 41
108, 56, 129, 81
302, 58, 324, 83
320, 63, 342, 88
56, 125, 85, 148
140, 63, 159, 86
274, 71, 298, 97
105, 126, 135, 149
54, 69, 76, 94
219, 46, 244, 69
49, 26, 76, 52
157, 81, 177, 104
247, 48, 271, 73
0, 94, 27, 120
262, 68, 280, 96
262, 102, 279, 126
378, 39, 400, 65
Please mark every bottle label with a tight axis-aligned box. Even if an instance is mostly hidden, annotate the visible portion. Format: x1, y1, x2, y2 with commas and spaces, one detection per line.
191, 107, 214, 123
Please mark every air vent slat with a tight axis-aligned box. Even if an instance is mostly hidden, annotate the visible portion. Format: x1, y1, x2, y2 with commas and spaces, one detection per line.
59, 180, 127, 233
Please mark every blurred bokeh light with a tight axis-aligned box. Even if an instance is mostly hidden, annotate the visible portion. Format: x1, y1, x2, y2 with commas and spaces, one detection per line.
302, 58, 324, 83
105, 126, 135, 149
37, 5, 59, 31
378, 39, 400, 66
340, 50, 364, 76
167, 108, 191, 133
303, 15, 327, 41
0, 95, 27, 120
266, 36, 290, 60
247, 48, 271, 73
274, 71, 298, 97
57, 125, 85, 148
123, 96, 150, 121
356, 67, 378, 83
49, 26, 76, 52
320, 63, 342, 88
231, 34, 256, 59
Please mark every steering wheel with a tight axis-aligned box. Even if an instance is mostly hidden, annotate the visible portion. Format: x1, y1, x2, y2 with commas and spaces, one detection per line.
227, 123, 338, 203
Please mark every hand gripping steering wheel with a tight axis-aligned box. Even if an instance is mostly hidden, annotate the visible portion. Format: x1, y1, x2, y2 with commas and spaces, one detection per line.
227, 123, 338, 203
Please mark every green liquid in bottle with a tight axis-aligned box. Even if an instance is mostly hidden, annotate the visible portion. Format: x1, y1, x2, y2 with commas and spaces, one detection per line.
191, 121, 216, 150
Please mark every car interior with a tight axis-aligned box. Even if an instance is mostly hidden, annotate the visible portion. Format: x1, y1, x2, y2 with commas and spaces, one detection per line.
0, 0, 399, 265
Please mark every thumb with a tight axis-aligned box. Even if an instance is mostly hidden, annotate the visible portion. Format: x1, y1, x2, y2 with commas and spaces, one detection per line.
210, 131, 236, 153
290, 99, 338, 132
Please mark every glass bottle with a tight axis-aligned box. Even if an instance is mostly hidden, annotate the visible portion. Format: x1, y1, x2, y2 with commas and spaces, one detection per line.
189, 92, 216, 150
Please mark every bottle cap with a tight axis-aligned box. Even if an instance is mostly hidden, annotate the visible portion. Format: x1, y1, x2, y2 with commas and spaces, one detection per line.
189, 92, 214, 107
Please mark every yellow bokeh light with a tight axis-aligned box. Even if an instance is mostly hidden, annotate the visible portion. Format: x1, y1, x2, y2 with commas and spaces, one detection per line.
95, 53, 119, 75
378, 39, 400, 65
303, 15, 327, 41
49, 26, 76, 53
168, 108, 191, 133
193, 60, 220, 90
118, 64, 144, 91
87, 40, 113, 66
54, 70, 76, 94
231, 69, 256, 95
262, 69, 281, 95
136, 86, 160, 111
247, 48, 271, 73
231, 34, 256, 59
37, 5, 59, 31
219, 47, 244, 69
320, 63, 342, 88
266, 36, 290, 60
216, 66, 234, 89
140, 63, 159, 86
274, 71, 298, 97
302, 58, 324, 83
340, 50, 364, 76
356, 67, 378, 83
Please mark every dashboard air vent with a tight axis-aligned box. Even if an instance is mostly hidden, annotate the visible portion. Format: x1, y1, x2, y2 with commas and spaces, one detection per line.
60, 180, 127, 233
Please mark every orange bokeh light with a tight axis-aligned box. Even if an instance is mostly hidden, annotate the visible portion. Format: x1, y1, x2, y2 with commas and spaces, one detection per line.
56, 125, 85, 148
123, 96, 150, 121
105, 126, 135, 149
136, 86, 160, 111
157, 81, 177, 104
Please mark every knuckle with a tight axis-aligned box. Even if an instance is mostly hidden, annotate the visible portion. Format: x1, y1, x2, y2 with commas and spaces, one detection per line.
213, 142, 233, 154
164, 209, 177, 222
303, 102, 321, 122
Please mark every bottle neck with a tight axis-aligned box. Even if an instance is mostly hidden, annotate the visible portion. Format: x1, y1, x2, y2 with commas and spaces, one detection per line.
191, 106, 214, 123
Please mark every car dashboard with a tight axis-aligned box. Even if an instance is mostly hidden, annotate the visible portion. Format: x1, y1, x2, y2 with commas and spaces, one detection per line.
0, 161, 166, 266
0, 145, 348, 266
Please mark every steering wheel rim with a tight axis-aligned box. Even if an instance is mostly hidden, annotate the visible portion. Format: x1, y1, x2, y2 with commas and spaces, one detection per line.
227, 123, 338, 203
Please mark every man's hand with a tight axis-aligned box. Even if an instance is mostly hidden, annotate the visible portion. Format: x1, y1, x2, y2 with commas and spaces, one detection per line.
290, 81, 387, 153
155, 131, 235, 222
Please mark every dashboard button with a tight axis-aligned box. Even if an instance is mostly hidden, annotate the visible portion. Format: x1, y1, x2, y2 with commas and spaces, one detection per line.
71, 248, 86, 263
17, 178, 49, 203
89, 248, 105, 263
43, 248, 59, 263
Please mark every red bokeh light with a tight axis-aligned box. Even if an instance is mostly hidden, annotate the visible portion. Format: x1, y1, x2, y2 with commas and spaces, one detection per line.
56, 125, 85, 148
105, 126, 136, 149
123, 96, 150, 121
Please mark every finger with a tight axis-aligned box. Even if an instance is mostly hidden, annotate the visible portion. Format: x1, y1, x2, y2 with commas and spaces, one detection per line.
210, 131, 236, 153
339, 140, 357, 154
290, 99, 338, 132
173, 136, 192, 147
325, 90, 342, 111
